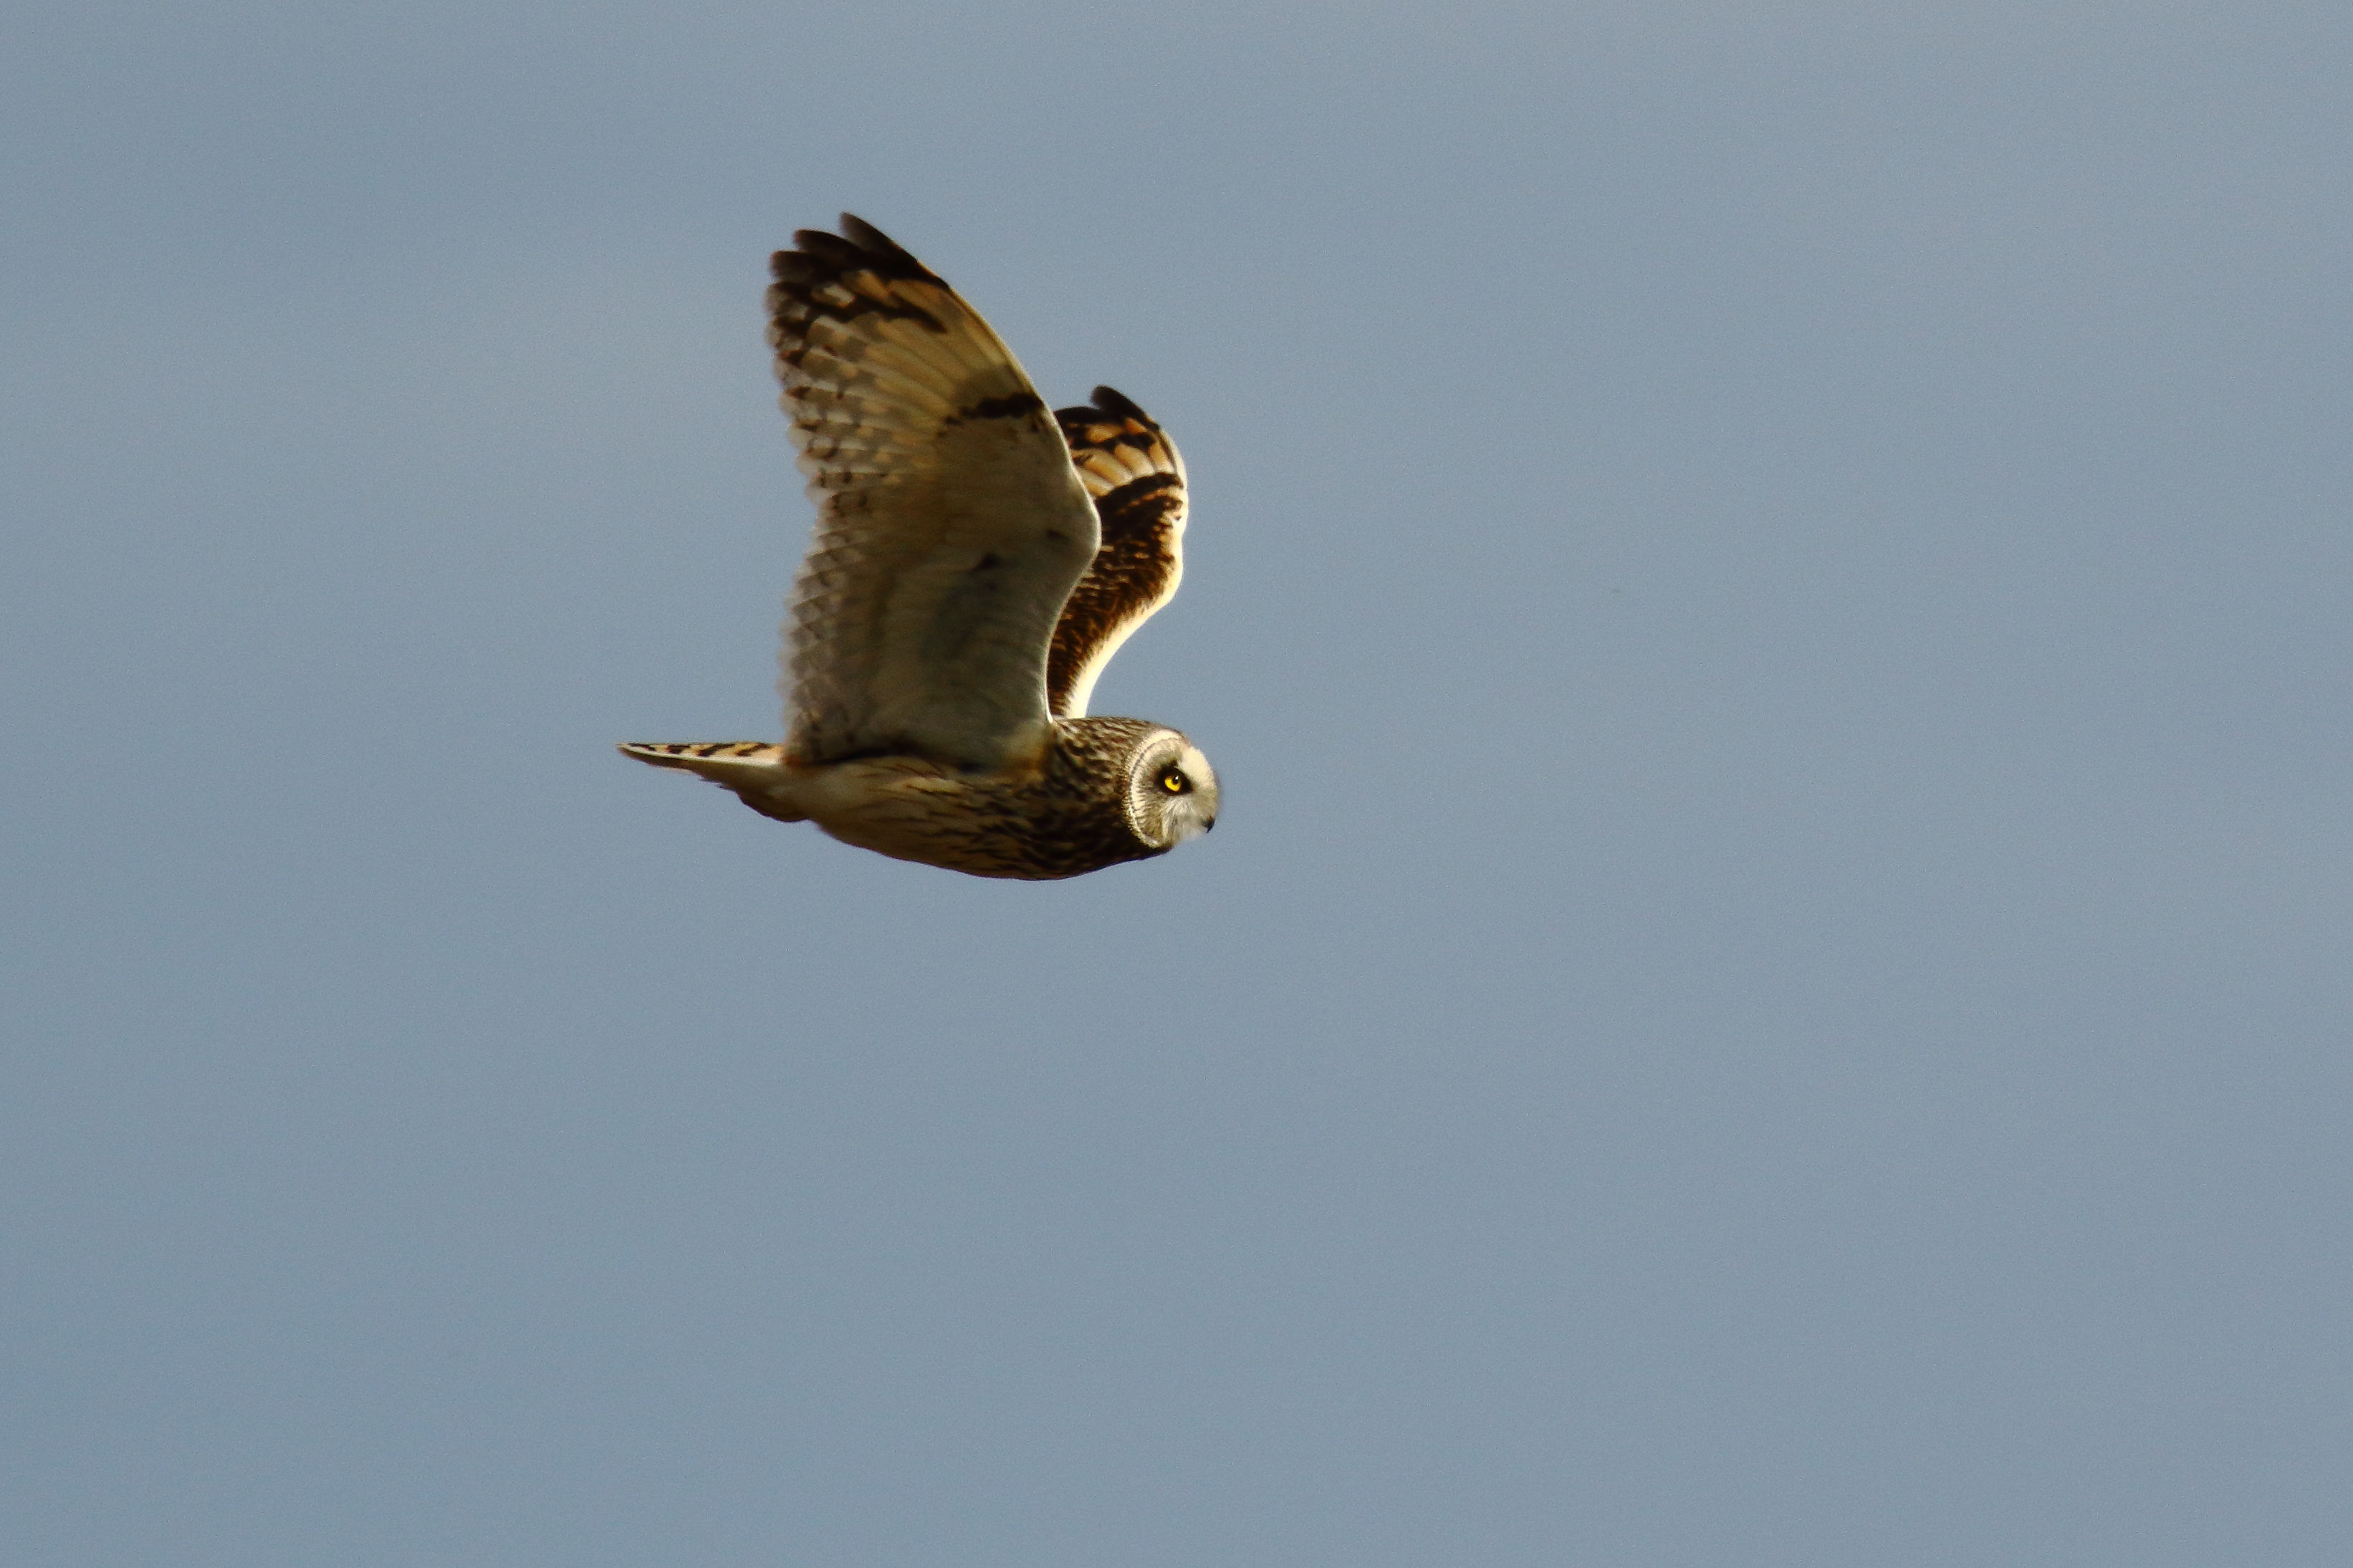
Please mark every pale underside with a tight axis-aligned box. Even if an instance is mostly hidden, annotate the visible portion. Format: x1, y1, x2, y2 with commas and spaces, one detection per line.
770, 221, 1189, 772
775, 224, 1093, 771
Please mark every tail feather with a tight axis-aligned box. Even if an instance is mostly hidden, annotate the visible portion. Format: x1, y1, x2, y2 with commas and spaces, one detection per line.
618, 741, 807, 822
620, 740, 786, 772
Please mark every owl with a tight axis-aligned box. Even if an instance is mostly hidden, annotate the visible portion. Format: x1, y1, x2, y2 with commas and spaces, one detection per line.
620, 216, 1219, 880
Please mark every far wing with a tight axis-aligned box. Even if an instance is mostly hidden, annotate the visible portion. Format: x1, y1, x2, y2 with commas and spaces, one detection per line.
1046, 388, 1189, 718
771, 217, 1099, 768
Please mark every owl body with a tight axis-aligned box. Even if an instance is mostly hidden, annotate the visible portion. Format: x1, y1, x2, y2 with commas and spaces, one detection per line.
627, 718, 1212, 880
622, 216, 1218, 880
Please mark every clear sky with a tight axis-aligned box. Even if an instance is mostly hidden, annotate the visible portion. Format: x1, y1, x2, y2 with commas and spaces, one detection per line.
6, 4, 2349, 1564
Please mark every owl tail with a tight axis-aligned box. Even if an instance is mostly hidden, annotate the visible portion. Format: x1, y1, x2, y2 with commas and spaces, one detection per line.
618, 741, 808, 822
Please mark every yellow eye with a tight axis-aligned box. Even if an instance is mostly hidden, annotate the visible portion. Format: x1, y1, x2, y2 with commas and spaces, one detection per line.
1159, 769, 1188, 794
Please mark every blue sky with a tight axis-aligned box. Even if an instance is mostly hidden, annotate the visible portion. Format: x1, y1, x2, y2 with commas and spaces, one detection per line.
6, 4, 2351, 1564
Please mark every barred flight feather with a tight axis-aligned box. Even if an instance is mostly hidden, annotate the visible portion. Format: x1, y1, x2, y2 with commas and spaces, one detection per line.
1048, 387, 1189, 718
768, 218, 1098, 769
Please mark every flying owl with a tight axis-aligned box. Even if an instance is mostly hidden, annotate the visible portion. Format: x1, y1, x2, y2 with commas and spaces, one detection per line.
620, 216, 1219, 880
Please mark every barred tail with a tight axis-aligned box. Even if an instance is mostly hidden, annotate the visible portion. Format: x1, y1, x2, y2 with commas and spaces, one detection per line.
618, 741, 808, 822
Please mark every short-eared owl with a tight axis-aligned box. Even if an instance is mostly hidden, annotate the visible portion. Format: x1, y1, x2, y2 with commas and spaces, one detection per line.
621, 217, 1218, 880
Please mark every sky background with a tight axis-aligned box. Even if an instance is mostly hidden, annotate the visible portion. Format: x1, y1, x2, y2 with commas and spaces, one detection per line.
6, 3, 2351, 1564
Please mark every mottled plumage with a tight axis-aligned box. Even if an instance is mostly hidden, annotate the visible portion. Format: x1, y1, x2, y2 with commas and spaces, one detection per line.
621, 217, 1217, 880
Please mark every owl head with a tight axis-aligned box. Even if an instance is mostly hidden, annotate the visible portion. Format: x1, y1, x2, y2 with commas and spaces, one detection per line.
1123, 728, 1219, 851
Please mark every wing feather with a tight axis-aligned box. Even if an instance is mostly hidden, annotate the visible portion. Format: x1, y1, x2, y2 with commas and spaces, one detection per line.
1047, 388, 1189, 718
770, 217, 1098, 767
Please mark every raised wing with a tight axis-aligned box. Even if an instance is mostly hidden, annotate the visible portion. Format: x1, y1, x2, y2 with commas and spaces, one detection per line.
1047, 388, 1189, 718
770, 217, 1099, 768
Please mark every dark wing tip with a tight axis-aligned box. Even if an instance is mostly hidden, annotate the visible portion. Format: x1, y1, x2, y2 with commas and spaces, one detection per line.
1088, 385, 1153, 424
836, 214, 921, 264
771, 215, 941, 287
1057, 385, 1164, 434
